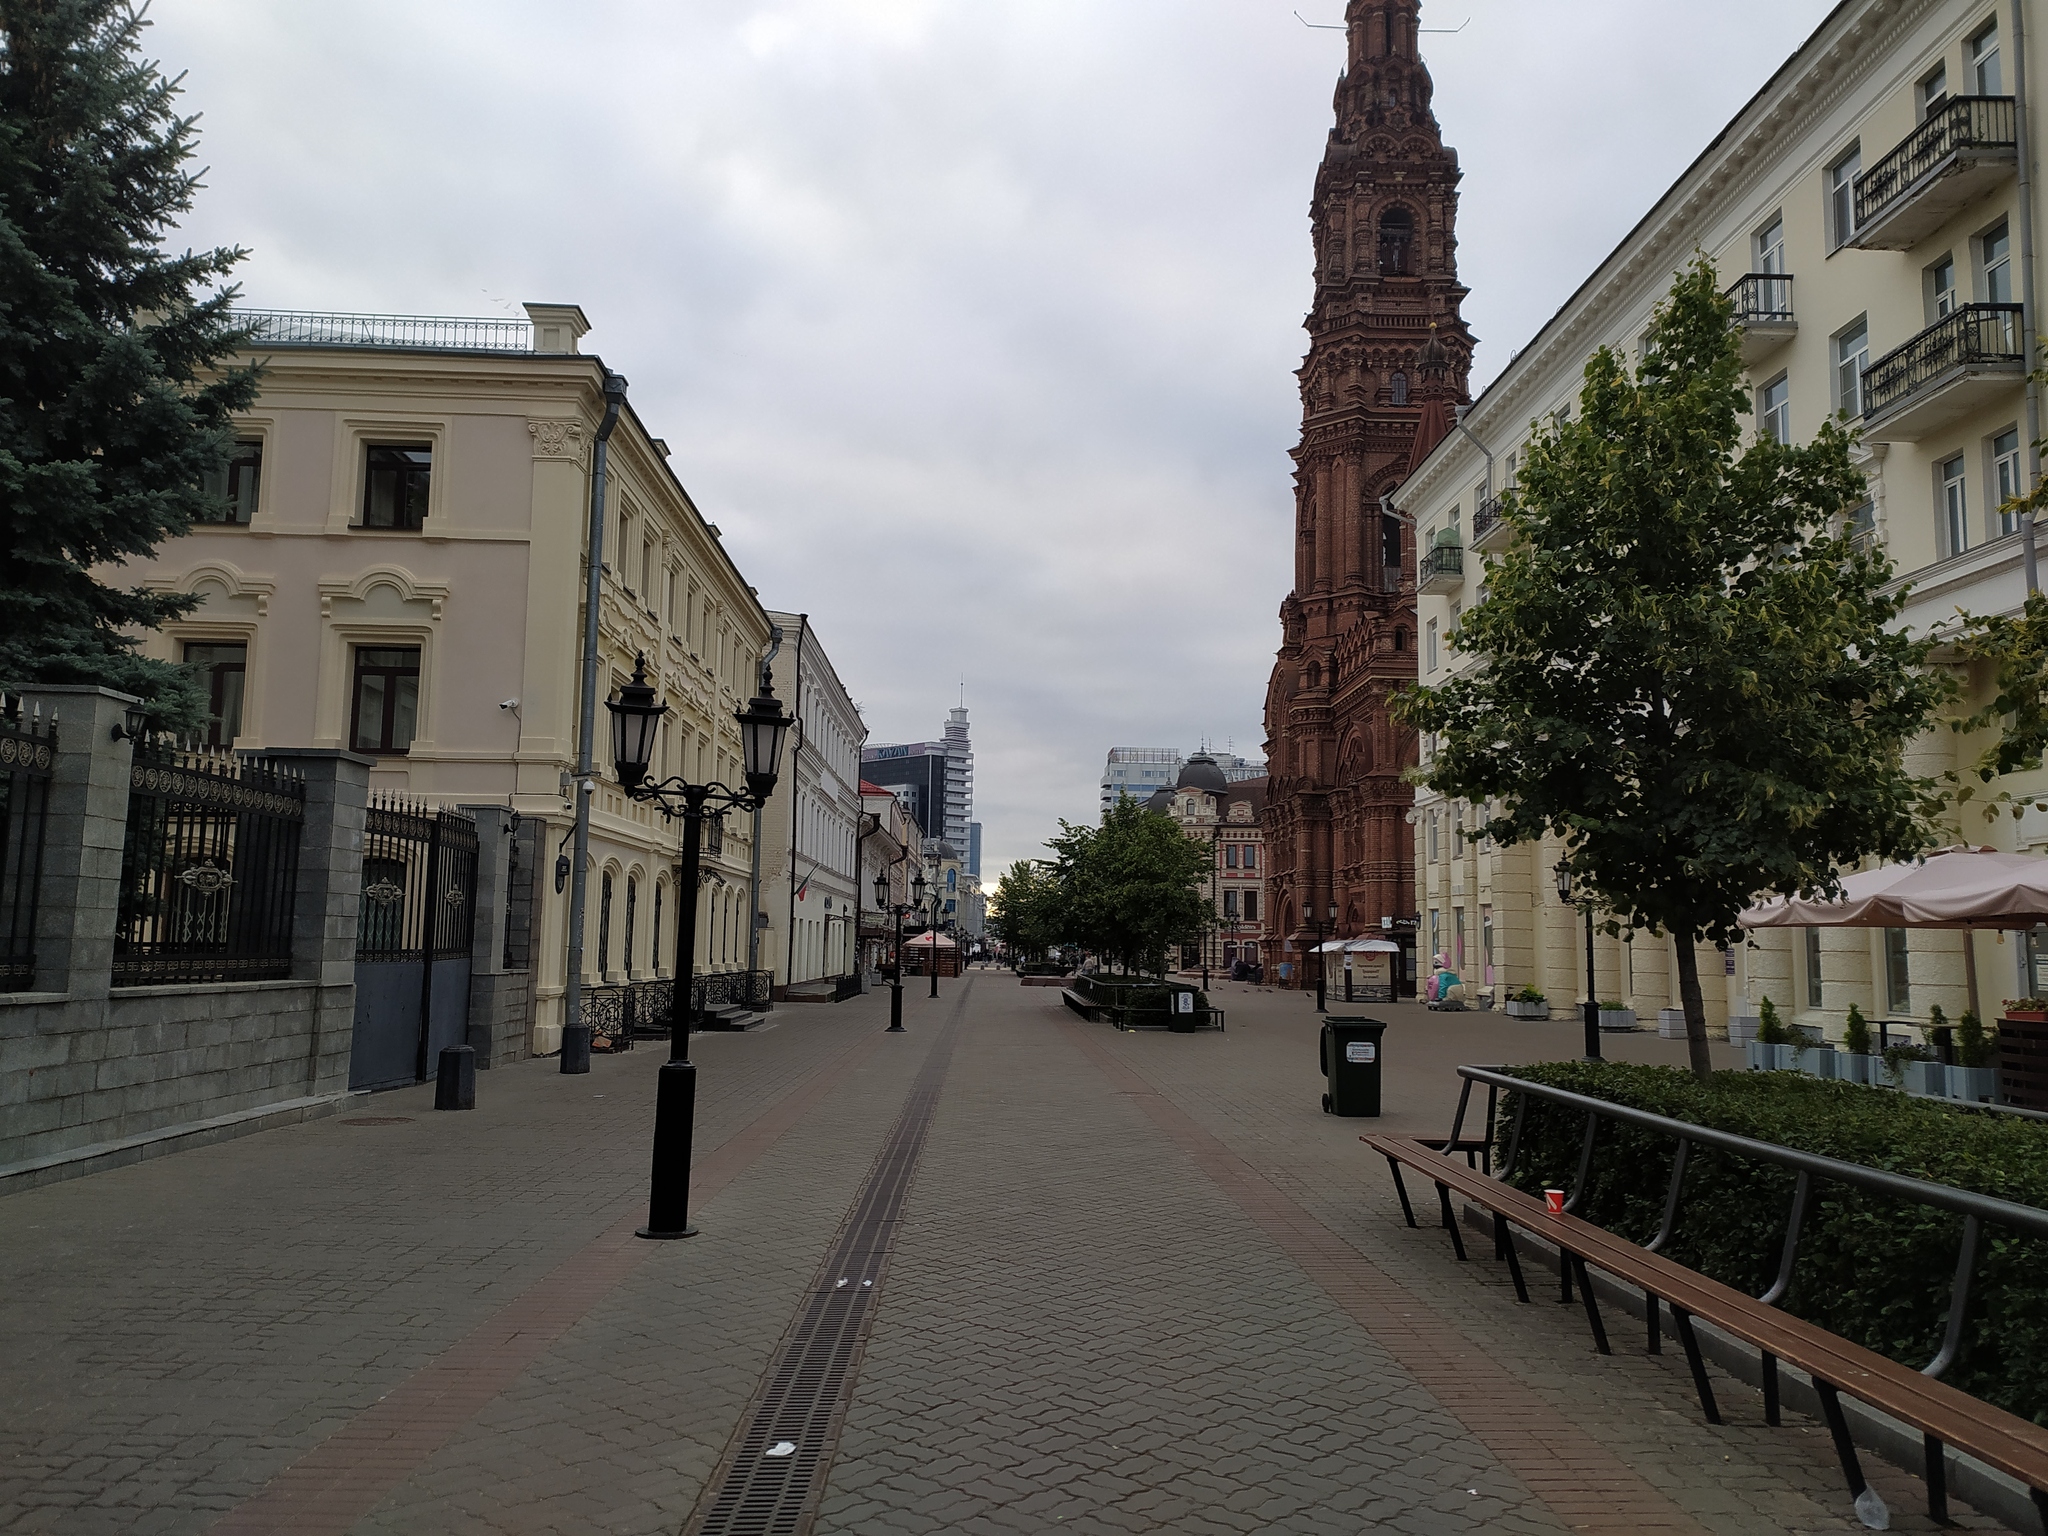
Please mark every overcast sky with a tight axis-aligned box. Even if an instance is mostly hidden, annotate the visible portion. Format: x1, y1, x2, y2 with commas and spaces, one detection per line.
150, 0, 1838, 880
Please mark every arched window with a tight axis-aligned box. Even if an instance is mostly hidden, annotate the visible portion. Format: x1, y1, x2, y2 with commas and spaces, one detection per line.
624, 877, 638, 977
1382, 513, 1403, 578
1306, 660, 1323, 689
1393, 627, 1409, 653
653, 883, 664, 974
1378, 207, 1415, 275
1390, 372, 1409, 405
598, 872, 614, 975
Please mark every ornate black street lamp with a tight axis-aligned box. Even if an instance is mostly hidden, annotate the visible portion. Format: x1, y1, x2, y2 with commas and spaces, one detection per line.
608, 653, 792, 1239
1313, 899, 1338, 1012
873, 864, 921, 1033
1555, 862, 1602, 1062
921, 871, 945, 998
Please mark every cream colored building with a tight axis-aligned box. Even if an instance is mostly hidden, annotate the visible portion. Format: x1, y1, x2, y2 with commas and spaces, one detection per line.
121, 303, 771, 1054
756, 612, 866, 996
1403, 0, 2048, 1037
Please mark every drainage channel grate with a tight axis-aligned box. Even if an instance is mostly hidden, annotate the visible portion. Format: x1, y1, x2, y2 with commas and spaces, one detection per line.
689, 988, 970, 1536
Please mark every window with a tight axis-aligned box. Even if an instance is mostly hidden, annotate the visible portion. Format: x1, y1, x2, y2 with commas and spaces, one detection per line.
350, 646, 420, 754
1982, 221, 2013, 305
1828, 148, 1860, 248
1382, 515, 1403, 582
1425, 618, 1438, 672
1848, 500, 1877, 549
1452, 806, 1464, 858
1885, 927, 1911, 1014
1242, 890, 1257, 921
1390, 372, 1408, 405
598, 872, 613, 976
641, 541, 655, 602
1759, 374, 1791, 444
1941, 454, 1970, 556
1802, 926, 1826, 1008
1929, 254, 1958, 319
1993, 427, 2025, 535
1391, 626, 1407, 653
1428, 812, 1439, 862
185, 642, 246, 747
1225, 844, 1239, 869
1243, 845, 1256, 871
1224, 890, 1239, 918
1755, 215, 1785, 275
362, 444, 431, 529
198, 439, 262, 525
1973, 21, 2001, 95
1449, 599, 1461, 650
666, 569, 678, 627
652, 884, 663, 973
1920, 62, 1948, 117
1834, 320, 1868, 420
624, 877, 638, 977
1377, 207, 1415, 275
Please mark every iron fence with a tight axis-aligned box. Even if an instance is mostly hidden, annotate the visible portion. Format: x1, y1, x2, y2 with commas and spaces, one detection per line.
1725, 272, 1795, 324
1471, 492, 1504, 545
1854, 95, 2016, 231
114, 741, 305, 986
699, 968, 773, 1013
1861, 303, 2024, 423
356, 795, 479, 961
238, 309, 535, 353
584, 968, 774, 1048
0, 697, 55, 991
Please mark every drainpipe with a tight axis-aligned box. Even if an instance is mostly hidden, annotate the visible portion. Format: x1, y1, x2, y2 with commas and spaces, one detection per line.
785, 615, 809, 988
747, 624, 784, 979
562, 369, 629, 1075
2015, 0, 2041, 594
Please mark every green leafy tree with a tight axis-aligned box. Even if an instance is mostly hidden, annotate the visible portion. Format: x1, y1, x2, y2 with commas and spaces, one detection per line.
1042, 799, 1212, 975
1395, 258, 1950, 1080
0, 0, 259, 727
988, 860, 1065, 962
1940, 590, 2048, 826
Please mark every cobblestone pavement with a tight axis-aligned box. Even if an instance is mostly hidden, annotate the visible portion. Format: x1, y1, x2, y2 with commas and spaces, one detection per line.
0, 972, 2011, 1534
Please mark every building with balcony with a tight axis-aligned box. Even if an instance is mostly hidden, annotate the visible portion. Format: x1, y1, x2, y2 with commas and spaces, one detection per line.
1397, 0, 2048, 1033
115, 303, 774, 1055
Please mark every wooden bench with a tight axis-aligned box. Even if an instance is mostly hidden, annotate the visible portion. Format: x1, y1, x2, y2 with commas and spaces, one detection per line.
1363, 1131, 2048, 1529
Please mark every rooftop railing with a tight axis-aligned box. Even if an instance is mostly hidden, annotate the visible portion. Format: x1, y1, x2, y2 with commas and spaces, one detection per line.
238, 309, 535, 352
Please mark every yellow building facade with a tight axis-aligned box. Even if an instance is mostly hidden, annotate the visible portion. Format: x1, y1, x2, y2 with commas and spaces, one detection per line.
1403, 0, 2048, 1038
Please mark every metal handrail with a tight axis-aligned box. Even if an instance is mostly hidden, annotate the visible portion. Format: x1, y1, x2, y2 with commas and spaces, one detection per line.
1860, 303, 2024, 423
1725, 272, 1794, 324
1448, 1063, 2048, 1380
1421, 542, 1462, 580
1854, 95, 2016, 229
1472, 494, 1503, 543
237, 309, 535, 353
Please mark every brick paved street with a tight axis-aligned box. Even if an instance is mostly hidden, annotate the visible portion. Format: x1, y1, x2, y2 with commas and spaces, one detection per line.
0, 975, 2012, 1533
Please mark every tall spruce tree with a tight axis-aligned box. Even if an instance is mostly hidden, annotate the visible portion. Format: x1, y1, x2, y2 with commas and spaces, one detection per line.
1394, 259, 1949, 1079
0, 0, 257, 726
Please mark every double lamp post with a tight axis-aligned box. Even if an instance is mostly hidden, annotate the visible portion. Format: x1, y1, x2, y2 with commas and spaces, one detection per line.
1554, 863, 1603, 1063
607, 653, 793, 1240
873, 864, 939, 1032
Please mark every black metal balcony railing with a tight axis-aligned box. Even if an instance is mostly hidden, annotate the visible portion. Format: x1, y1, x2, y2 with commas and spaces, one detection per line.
1725, 272, 1794, 324
1472, 494, 1503, 544
1854, 95, 2016, 230
1860, 303, 2024, 423
238, 310, 536, 353
1421, 542, 1463, 582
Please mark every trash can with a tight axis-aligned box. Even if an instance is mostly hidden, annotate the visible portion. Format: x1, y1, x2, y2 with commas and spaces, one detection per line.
1320, 1016, 1386, 1117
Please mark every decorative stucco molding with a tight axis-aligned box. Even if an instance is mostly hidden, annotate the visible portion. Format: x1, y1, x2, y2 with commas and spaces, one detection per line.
317, 564, 452, 621
147, 559, 277, 618
527, 418, 588, 464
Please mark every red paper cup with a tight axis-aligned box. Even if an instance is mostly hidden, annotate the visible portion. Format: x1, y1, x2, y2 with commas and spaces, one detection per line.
1544, 1189, 1565, 1215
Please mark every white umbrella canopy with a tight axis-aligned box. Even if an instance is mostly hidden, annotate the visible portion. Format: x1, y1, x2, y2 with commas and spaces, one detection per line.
1738, 846, 2048, 932
1344, 938, 1403, 953
903, 930, 958, 949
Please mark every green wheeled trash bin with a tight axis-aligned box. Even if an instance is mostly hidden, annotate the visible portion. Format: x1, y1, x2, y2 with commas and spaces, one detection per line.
1320, 1016, 1386, 1117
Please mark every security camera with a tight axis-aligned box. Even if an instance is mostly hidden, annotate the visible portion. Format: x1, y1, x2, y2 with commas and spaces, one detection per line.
499, 698, 520, 711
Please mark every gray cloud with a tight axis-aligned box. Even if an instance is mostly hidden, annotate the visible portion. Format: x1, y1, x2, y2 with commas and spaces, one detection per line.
151, 0, 1836, 877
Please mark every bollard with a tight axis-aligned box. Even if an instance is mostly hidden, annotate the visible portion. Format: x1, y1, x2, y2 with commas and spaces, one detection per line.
435, 1045, 476, 1110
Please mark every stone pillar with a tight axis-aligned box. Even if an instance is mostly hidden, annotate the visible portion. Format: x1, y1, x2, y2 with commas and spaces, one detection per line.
263, 749, 372, 1098
461, 804, 534, 1068
21, 686, 138, 999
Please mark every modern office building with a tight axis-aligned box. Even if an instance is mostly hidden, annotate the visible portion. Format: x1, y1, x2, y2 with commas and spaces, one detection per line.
862, 705, 974, 850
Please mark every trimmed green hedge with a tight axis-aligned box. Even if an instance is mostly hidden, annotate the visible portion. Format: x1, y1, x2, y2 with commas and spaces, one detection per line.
1498, 1062, 2048, 1424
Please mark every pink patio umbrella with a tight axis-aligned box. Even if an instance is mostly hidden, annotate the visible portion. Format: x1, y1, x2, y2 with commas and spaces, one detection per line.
1738, 846, 2048, 1014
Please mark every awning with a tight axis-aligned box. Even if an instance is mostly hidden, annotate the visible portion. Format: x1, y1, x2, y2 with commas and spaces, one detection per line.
1344, 939, 1402, 953
1737, 847, 2048, 931
903, 931, 958, 948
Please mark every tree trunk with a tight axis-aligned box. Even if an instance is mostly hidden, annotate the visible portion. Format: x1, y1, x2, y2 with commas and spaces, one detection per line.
1673, 938, 1713, 1082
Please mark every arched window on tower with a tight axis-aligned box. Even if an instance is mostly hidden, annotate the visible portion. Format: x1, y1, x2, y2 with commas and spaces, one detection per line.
1392, 626, 1408, 653
1382, 513, 1403, 586
1378, 207, 1415, 275
1390, 372, 1409, 405
1306, 660, 1323, 689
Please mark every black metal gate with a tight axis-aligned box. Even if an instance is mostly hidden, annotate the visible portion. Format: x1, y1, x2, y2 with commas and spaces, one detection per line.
349, 796, 478, 1091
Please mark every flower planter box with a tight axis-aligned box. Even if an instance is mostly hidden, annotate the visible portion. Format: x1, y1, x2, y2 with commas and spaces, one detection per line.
1657, 1008, 1688, 1040
1903, 1059, 1948, 1097
1948, 1064, 2000, 1103
1747, 1041, 1795, 1071
2005, 1010, 2048, 1025
1838, 1053, 1879, 1086
1597, 1008, 1638, 1033
1794, 1045, 1838, 1080
1727, 1016, 1761, 1047
1505, 1000, 1550, 1020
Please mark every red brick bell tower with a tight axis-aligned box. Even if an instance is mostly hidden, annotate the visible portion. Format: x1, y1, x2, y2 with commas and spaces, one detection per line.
1262, 0, 1472, 985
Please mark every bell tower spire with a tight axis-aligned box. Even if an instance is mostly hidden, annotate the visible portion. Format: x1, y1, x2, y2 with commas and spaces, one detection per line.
1262, 0, 1471, 980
